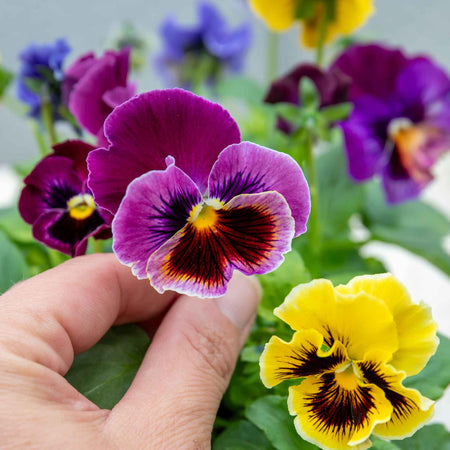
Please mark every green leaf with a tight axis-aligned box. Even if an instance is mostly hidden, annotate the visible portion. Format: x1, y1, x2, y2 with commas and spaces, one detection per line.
320, 102, 353, 122
0, 207, 36, 244
65, 324, 149, 409
299, 77, 319, 110
363, 182, 450, 275
274, 103, 303, 124
245, 395, 318, 450
213, 420, 275, 450
258, 249, 310, 314
316, 133, 365, 239
393, 424, 450, 450
371, 438, 402, 450
404, 334, 450, 400
0, 229, 30, 293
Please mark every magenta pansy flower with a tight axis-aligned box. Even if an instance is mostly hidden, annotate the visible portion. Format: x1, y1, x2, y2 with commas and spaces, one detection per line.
331, 44, 450, 203
19, 140, 113, 257
64, 47, 136, 146
88, 89, 310, 297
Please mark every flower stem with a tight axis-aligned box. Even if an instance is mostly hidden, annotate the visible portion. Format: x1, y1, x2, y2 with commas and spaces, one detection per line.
40, 88, 57, 147
305, 130, 321, 277
315, 2, 329, 67
266, 31, 279, 83
92, 239, 104, 253
32, 122, 50, 157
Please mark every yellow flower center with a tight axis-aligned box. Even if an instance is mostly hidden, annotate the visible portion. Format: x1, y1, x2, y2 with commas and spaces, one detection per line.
188, 199, 224, 230
334, 362, 360, 390
67, 194, 96, 220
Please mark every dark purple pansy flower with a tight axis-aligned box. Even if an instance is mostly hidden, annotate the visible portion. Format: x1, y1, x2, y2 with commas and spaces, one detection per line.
64, 48, 136, 146
156, 1, 251, 87
16, 38, 71, 120
88, 89, 310, 298
19, 140, 113, 257
265, 63, 350, 134
331, 44, 450, 203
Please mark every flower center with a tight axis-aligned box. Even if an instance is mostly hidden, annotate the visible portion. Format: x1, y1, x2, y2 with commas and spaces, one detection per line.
67, 194, 96, 220
188, 198, 224, 230
334, 362, 360, 390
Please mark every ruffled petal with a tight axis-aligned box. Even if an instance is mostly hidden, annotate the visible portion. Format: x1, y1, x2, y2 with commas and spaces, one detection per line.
260, 329, 348, 388
88, 89, 241, 214
112, 162, 202, 279
51, 139, 96, 179
208, 142, 310, 237
336, 274, 438, 376
275, 279, 398, 361
288, 371, 392, 450
147, 191, 295, 298
357, 356, 434, 439
248, 0, 296, 31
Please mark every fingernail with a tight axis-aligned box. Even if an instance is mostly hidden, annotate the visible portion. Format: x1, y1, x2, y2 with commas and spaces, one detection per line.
215, 273, 261, 333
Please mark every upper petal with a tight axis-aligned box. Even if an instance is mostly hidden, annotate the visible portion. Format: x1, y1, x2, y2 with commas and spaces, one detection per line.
208, 142, 310, 237
112, 162, 202, 279
336, 274, 439, 376
51, 139, 96, 179
147, 190, 295, 298
88, 89, 241, 214
69, 48, 132, 135
248, 0, 296, 31
275, 279, 399, 361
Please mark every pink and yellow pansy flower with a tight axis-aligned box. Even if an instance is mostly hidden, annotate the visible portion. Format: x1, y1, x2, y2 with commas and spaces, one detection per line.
248, 0, 375, 48
260, 274, 438, 450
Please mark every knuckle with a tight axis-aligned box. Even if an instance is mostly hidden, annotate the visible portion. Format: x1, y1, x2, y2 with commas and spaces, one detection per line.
182, 319, 238, 383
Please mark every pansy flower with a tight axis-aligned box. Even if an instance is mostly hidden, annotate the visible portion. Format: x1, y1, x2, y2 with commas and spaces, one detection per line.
16, 38, 71, 120
331, 44, 450, 203
63, 47, 135, 146
19, 140, 113, 257
265, 63, 350, 134
156, 2, 251, 88
88, 88, 310, 297
260, 274, 438, 450
248, 0, 374, 48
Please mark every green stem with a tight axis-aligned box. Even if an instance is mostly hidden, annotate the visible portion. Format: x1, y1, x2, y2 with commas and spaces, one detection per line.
305, 131, 321, 277
266, 31, 279, 83
32, 122, 49, 157
92, 239, 104, 254
315, 1, 329, 67
41, 96, 57, 146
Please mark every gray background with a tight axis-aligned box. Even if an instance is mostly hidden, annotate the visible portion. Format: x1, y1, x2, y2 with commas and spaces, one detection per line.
0, 0, 449, 163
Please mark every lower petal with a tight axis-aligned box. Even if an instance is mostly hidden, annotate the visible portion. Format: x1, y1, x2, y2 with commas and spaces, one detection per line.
288, 372, 392, 450
33, 209, 106, 257
357, 358, 435, 440
147, 191, 295, 298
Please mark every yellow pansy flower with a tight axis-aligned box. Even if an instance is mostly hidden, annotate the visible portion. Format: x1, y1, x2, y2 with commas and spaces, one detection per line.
248, 0, 375, 48
260, 274, 438, 450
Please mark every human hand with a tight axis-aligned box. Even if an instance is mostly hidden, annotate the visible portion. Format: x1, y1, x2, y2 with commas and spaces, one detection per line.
0, 254, 261, 449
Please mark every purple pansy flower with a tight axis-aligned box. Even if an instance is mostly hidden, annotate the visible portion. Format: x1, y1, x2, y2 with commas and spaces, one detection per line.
19, 140, 113, 257
156, 1, 251, 87
88, 89, 310, 298
64, 47, 136, 146
265, 63, 350, 134
16, 38, 71, 120
331, 44, 450, 203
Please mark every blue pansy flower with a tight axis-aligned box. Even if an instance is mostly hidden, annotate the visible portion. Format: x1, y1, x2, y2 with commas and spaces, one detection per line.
16, 38, 71, 120
156, 2, 251, 88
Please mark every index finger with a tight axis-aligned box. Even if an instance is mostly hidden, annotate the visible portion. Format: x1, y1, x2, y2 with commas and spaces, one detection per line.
0, 253, 178, 374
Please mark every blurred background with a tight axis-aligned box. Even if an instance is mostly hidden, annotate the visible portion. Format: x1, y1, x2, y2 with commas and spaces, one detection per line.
0, 0, 449, 422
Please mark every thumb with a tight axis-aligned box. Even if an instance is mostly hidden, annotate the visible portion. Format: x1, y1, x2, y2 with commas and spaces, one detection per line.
106, 272, 261, 449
